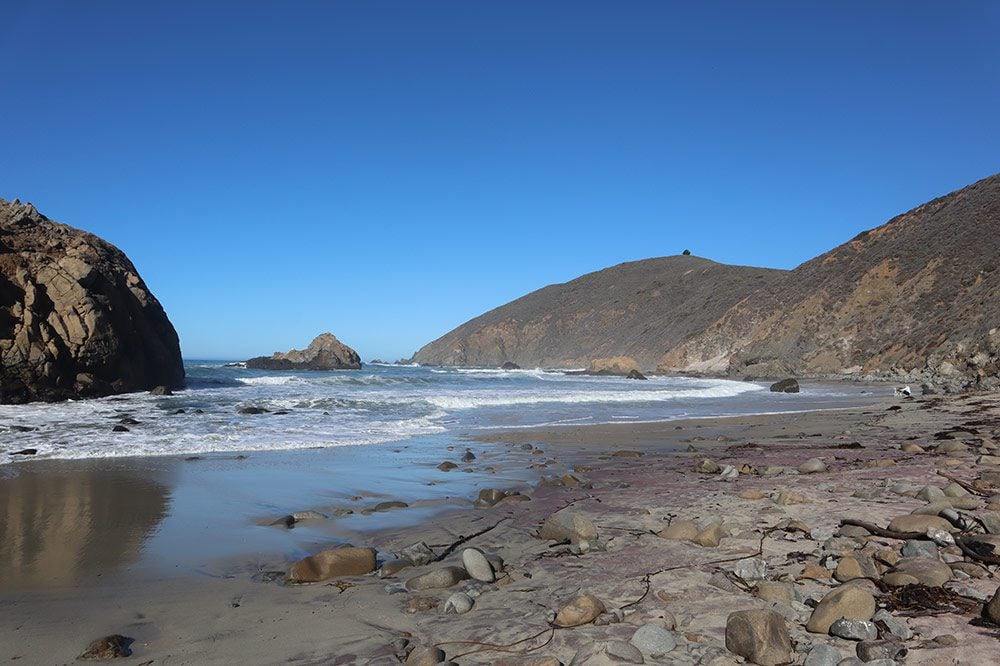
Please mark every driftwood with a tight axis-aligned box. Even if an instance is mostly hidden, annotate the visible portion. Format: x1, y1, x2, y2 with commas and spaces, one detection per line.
839, 518, 925, 540
432, 518, 509, 563
936, 470, 994, 497
955, 536, 1000, 566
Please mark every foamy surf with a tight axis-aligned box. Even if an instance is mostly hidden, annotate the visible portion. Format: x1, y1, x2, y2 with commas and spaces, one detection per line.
0, 362, 879, 464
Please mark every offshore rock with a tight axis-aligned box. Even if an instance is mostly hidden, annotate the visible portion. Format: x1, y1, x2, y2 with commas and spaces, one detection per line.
246, 332, 361, 370
0, 199, 184, 403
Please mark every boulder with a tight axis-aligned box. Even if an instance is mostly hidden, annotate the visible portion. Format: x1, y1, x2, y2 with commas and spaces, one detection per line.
983, 587, 1000, 625
725, 609, 793, 666
538, 510, 598, 544
553, 593, 605, 627
246, 332, 361, 370
887, 514, 954, 534
500, 361, 521, 370
806, 585, 876, 634
887, 557, 953, 587
769, 378, 800, 393
0, 199, 185, 403
626, 369, 647, 380
285, 546, 376, 583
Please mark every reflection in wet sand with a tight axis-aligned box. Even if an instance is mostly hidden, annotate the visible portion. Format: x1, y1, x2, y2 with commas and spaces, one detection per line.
0, 465, 171, 588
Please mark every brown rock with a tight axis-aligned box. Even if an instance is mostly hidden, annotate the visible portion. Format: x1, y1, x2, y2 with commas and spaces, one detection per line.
659, 521, 698, 540
725, 609, 792, 666
806, 585, 876, 634
406, 645, 446, 665
755, 581, 795, 604
538, 511, 598, 543
888, 558, 953, 587
887, 515, 955, 533
285, 546, 376, 583
0, 200, 184, 404
835, 554, 879, 582
692, 522, 725, 547
553, 593, 605, 627
79, 635, 132, 660
246, 332, 361, 370
739, 490, 766, 500
405, 566, 469, 591
799, 563, 831, 581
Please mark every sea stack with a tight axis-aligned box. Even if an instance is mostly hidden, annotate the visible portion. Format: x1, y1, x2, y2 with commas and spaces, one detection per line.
0, 199, 185, 403
246, 333, 362, 370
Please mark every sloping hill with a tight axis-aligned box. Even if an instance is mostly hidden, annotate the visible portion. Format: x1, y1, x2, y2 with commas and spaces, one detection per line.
659, 173, 1000, 382
411, 256, 786, 369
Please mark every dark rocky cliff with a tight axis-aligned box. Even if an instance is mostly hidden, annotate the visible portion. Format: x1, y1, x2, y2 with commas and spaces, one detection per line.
411, 256, 786, 369
0, 199, 184, 403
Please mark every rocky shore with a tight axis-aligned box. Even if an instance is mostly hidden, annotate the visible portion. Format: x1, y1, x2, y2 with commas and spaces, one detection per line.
5, 393, 1000, 664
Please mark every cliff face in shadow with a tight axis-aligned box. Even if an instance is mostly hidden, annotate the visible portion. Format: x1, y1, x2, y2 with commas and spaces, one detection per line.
0, 199, 185, 403
411, 256, 786, 370
0, 465, 171, 588
659, 173, 1000, 383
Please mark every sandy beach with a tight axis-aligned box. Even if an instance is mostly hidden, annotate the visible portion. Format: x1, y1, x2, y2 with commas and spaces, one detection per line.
4, 391, 1000, 664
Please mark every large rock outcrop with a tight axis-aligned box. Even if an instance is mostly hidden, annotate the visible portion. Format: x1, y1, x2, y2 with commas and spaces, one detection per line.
0, 199, 184, 403
246, 333, 361, 370
411, 256, 786, 369
659, 173, 1000, 384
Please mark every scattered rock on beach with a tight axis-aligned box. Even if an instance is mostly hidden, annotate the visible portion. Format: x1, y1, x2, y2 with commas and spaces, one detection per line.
886, 557, 953, 587
238, 406, 269, 415
405, 645, 446, 665
660, 521, 698, 540
692, 522, 725, 547
798, 457, 827, 474
887, 514, 953, 533
79, 635, 132, 660
538, 510, 598, 544
399, 542, 435, 566
443, 591, 474, 614
11, 448, 37, 455
570, 640, 644, 665
553, 593, 605, 627
405, 566, 469, 591
695, 458, 721, 473
437, 461, 458, 471
630, 623, 677, 657
725, 609, 792, 666
806, 586, 876, 634
830, 618, 878, 641
461, 547, 495, 582
285, 546, 377, 583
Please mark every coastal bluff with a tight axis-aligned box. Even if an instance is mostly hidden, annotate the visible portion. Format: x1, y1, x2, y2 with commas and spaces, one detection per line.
411, 256, 786, 370
0, 199, 184, 403
246, 333, 361, 370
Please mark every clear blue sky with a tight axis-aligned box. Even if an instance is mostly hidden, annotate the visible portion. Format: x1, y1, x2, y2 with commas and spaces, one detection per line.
2, 2, 998, 361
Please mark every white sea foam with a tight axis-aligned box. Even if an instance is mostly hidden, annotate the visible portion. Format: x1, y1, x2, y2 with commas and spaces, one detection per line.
0, 363, 877, 464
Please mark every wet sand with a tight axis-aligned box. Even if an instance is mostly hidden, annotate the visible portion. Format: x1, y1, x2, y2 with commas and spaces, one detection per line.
3, 391, 1000, 664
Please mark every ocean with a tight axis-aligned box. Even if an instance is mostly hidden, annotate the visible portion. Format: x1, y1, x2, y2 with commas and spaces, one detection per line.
0, 361, 882, 465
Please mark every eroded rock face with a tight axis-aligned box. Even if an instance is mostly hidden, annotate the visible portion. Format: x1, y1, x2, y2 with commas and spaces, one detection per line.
0, 199, 184, 403
246, 333, 361, 370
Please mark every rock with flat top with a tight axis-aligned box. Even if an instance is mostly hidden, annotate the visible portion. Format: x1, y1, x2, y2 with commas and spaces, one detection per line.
769, 378, 800, 393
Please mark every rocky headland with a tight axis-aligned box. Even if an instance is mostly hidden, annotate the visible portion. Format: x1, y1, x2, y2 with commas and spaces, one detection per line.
0, 199, 184, 403
412, 173, 1000, 390
410, 256, 786, 371
246, 332, 362, 370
